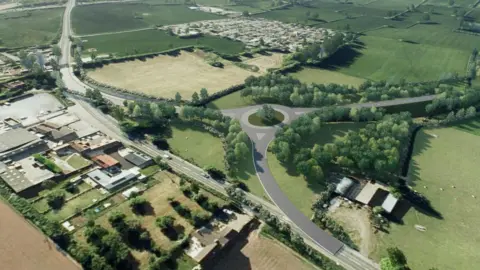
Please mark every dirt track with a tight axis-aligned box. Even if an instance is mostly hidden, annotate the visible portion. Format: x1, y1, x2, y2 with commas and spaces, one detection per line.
0, 201, 81, 270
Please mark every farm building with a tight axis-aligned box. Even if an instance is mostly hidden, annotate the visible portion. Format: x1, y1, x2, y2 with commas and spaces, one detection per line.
334, 177, 400, 214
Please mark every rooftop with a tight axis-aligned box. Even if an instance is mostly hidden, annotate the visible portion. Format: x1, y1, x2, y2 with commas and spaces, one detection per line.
87, 167, 141, 190
0, 128, 39, 153
0, 158, 55, 192
92, 154, 119, 168
124, 151, 152, 167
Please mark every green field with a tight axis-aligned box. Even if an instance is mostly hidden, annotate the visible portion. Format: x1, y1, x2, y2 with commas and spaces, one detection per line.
0, 8, 63, 48
268, 122, 364, 216
82, 29, 245, 56
374, 122, 480, 269
321, 35, 470, 82
290, 67, 365, 87
167, 122, 226, 170
206, 91, 256, 110
254, 5, 345, 24
72, 3, 222, 35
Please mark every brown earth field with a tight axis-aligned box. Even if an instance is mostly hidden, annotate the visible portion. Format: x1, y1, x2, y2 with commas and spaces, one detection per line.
0, 201, 81, 270
87, 51, 283, 100
212, 223, 317, 270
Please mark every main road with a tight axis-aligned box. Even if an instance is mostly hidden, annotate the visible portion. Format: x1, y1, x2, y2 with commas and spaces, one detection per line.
57, 1, 436, 268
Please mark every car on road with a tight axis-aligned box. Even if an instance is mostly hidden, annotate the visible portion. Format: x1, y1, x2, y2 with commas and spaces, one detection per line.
162, 154, 172, 160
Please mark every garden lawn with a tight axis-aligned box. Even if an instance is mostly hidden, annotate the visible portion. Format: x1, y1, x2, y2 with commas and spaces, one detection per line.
167, 122, 226, 170
374, 123, 480, 269
64, 154, 91, 170
46, 189, 105, 221
82, 29, 245, 56
289, 67, 365, 87
0, 8, 63, 47
140, 165, 160, 176
72, 4, 222, 35
323, 35, 470, 82
206, 91, 256, 109
268, 122, 364, 216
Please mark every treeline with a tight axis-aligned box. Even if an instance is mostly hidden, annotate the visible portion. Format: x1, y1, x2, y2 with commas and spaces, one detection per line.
426, 87, 480, 116
270, 106, 412, 184
241, 73, 358, 107
225, 120, 250, 176
118, 100, 177, 134
239, 73, 463, 108
287, 32, 352, 64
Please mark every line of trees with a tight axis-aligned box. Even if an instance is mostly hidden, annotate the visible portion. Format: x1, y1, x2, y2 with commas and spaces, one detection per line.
119, 100, 177, 134
288, 32, 350, 64
240, 73, 455, 108
241, 73, 358, 107
225, 120, 250, 176
425, 87, 480, 116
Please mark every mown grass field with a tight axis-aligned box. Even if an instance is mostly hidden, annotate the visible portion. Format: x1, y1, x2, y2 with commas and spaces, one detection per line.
82, 29, 245, 56
167, 122, 226, 170
290, 67, 365, 87
254, 5, 345, 24
267, 123, 364, 216
321, 35, 470, 82
72, 3, 222, 35
87, 50, 255, 99
374, 121, 480, 269
0, 8, 63, 47
207, 91, 256, 110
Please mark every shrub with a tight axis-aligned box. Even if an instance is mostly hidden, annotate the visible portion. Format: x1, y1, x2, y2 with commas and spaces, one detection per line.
155, 216, 175, 230
33, 154, 62, 174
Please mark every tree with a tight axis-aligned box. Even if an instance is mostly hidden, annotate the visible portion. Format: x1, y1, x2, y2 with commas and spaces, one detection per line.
191, 92, 200, 104
52, 45, 62, 57
175, 92, 182, 103
155, 215, 175, 229
234, 142, 249, 160
200, 88, 209, 100
449, 0, 454, 6
129, 197, 149, 214
386, 247, 407, 266
100, 233, 130, 266
46, 190, 66, 209
242, 10, 249, 16
466, 106, 476, 118
422, 13, 430, 21
257, 104, 275, 121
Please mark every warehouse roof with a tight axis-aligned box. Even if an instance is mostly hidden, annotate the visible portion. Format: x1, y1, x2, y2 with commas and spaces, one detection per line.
0, 129, 39, 153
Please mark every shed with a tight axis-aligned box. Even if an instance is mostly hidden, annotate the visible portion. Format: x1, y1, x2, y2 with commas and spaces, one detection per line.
335, 177, 354, 196
381, 193, 399, 213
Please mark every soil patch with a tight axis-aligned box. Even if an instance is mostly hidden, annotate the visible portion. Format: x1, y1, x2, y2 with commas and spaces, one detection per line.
212, 223, 316, 270
329, 202, 377, 257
